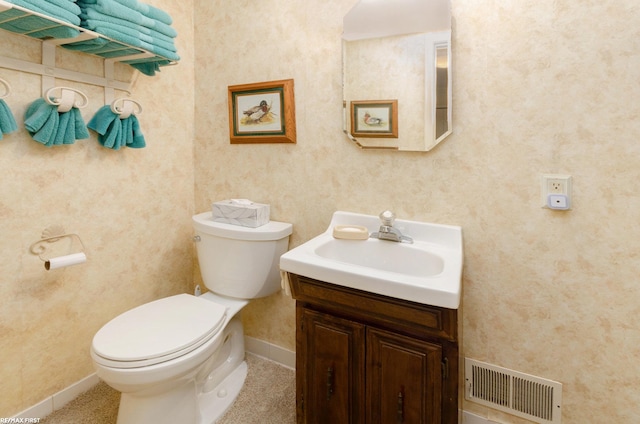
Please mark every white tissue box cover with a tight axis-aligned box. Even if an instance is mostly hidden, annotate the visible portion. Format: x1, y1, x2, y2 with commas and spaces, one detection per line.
212, 200, 270, 228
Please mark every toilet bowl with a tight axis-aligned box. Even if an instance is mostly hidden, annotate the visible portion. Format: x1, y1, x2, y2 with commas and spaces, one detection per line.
90, 212, 292, 424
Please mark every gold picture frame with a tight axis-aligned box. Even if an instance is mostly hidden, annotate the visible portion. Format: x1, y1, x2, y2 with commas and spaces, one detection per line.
228, 79, 296, 144
350, 100, 398, 138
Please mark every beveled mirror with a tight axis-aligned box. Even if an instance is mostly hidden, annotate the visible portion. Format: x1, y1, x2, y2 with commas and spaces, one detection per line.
343, 0, 452, 151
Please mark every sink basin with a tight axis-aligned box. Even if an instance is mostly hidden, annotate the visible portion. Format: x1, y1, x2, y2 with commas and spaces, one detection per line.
315, 240, 445, 277
280, 211, 463, 309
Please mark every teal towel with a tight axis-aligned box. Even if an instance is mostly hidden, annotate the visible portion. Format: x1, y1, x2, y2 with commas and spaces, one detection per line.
87, 105, 145, 149
126, 60, 168, 76
80, 11, 176, 43
0, 9, 80, 39
24, 98, 60, 146
5, 0, 82, 26
55, 108, 74, 145
128, 114, 145, 148
86, 104, 117, 134
78, 1, 177, 38
24, 98, 89, 147
0, 99, 18, 140
91, 26, 179, 60
73, 107, 90, 140
63, 38, 143, 59
79, 0, 172, 25
83, 18, 177, 53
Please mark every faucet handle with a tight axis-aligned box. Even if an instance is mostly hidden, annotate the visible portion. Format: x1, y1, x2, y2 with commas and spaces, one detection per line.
379, 210, 396, 226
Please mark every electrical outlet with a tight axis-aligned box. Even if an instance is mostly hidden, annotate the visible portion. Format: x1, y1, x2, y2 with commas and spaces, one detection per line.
541, 174, 572, 209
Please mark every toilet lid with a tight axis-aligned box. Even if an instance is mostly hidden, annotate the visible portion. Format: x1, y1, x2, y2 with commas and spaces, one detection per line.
92, 294, 226, 367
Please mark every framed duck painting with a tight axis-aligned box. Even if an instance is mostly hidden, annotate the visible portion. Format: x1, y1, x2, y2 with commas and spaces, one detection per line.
228, 79, 297, 144
350, 99, 398, 138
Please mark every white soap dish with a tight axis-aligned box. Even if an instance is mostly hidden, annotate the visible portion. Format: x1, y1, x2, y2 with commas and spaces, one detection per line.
332, 225, 369, 240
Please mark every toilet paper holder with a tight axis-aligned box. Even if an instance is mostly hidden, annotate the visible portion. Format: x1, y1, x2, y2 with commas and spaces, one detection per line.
29, 225, 87, 268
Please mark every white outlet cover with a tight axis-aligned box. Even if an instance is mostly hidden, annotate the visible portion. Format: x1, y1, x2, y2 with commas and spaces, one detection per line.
541, 174, 572, 208
548, 194, 569, 210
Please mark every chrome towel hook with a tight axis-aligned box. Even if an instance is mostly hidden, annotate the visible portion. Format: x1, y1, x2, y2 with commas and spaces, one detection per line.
110, 97, 143, 119
45, 86, 89, 113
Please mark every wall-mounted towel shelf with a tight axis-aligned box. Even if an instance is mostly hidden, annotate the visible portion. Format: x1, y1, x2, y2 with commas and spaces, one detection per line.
0, 0, 177, 96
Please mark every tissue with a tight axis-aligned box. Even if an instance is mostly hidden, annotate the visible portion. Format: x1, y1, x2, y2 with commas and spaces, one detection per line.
212, 199, 270, 228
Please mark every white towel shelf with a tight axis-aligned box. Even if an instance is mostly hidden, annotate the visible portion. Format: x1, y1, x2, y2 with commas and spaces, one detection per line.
0, 0, 177, 94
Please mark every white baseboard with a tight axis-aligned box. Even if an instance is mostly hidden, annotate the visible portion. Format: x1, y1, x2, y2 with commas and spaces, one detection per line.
244, 336, 296, 370
12, 373, 100, 419
463, 411, 501, 424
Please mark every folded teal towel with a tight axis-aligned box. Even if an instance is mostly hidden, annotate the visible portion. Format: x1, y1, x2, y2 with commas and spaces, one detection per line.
87, 105, 146, 150
84, 18, 177, 53
92, 26, 179, 60
0, 99, 18, 140
79, 0, 172, 25
5, 0, 82, 26
24, 98, 89, 147
0, 9, 80, 39
80, 11, 175, 43
78, 1, 177, 38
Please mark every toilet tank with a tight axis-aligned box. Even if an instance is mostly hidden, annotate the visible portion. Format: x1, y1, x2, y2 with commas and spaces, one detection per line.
192, 212, 293, 299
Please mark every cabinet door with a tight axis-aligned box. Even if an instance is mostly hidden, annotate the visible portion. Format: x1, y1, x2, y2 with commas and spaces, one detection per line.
300, 308, 365, 424
366, 328, 442, 424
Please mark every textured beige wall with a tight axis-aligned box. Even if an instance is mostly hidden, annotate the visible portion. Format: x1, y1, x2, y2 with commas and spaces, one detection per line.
0, 0, 195, 417
2, 0, 638, 422
194, 1, 640, 423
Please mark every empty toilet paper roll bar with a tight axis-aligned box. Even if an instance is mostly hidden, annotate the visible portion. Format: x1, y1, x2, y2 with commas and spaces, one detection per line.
29, 226, 87, 270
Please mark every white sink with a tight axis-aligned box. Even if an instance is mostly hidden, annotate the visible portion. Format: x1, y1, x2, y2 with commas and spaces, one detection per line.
280, 211, 463, 309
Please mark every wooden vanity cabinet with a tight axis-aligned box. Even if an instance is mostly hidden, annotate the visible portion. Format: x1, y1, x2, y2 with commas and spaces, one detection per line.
290, 274, 459, 424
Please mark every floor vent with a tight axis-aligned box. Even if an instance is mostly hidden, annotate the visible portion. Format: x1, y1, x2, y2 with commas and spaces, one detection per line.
465, 358, 562, 424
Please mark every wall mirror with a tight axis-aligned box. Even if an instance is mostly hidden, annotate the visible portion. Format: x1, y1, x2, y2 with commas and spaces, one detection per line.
343, 0, 452, 151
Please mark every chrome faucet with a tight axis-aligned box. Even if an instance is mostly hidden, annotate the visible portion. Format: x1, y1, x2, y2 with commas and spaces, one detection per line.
370, 210, 413, 243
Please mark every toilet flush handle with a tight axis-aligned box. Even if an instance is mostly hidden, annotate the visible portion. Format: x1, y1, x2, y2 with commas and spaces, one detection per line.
193, 235, 201, 242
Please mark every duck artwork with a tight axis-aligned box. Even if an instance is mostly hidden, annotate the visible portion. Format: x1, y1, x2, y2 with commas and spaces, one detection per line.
242, 100, 273, 124
363, 112, 383, 126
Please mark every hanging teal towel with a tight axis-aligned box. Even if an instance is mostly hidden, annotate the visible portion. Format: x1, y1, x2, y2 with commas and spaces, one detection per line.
87, 105, 145, 150
24, 98, 59, 146
126, 60, 169, 76
24, 98, 89, 147
0, 99, 18, 140
128, 115, 145, 148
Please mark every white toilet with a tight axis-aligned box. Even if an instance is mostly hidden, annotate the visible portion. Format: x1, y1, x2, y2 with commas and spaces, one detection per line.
90, 211, 292, 424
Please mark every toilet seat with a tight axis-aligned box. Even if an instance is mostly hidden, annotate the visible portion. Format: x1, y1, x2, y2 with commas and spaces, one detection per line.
92, 294, 227, 369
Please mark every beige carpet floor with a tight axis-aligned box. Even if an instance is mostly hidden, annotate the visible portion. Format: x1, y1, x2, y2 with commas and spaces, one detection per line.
40, 354, 295, 424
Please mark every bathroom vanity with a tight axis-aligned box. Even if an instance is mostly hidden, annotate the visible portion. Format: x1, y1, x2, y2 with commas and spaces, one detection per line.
290, 273, 458, 424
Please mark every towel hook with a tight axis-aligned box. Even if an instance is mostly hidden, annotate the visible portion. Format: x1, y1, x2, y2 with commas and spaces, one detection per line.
0, 77, 11, 99
110, 97, 143, 119
45, 87, 89, 113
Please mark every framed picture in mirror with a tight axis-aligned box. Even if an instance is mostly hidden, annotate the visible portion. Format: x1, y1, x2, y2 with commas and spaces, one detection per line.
228, 79, 296, 144
350, 100, 398, 138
